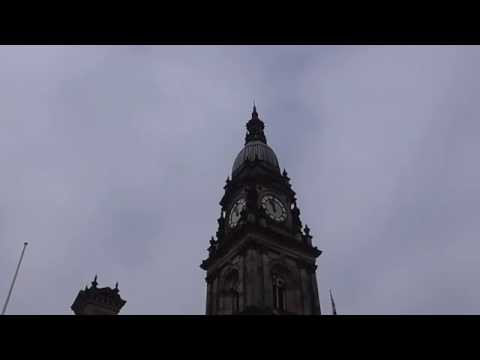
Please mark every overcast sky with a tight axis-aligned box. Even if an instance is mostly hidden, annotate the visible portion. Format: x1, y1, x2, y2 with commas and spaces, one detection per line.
0, 45, 479, 315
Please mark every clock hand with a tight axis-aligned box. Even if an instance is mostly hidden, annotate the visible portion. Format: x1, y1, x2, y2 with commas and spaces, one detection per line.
269, 199, 277, 213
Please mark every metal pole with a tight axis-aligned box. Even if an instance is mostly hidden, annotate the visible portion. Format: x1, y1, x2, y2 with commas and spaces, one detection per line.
1, 242, 28, 315
330, 288, 337, 315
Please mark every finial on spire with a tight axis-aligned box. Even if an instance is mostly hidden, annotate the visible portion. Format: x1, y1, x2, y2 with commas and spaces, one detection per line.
252, 101, 258, 119
115, 282, 119, 290
92, 274, 98, 288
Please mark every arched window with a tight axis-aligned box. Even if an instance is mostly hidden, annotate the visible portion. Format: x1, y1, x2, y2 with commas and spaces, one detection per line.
231, 289, 240, 313
273, 275, 286, 312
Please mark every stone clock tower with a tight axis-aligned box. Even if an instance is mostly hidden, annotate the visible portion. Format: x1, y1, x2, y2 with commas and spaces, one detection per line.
200, 106, 322, 315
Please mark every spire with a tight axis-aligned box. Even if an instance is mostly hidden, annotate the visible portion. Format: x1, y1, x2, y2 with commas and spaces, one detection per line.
245, 103, 267, 144
329, 289, 337, 315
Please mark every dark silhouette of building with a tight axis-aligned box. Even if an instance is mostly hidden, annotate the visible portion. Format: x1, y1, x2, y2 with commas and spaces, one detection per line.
71, 275, 126, 315
201, 106, 322, 315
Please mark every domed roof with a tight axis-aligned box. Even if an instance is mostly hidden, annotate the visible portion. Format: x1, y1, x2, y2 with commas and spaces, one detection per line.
231, 105, 281, 176
232, 141, 280, 175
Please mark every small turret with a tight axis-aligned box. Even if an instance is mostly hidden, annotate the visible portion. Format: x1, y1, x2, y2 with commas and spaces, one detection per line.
71, 275, 126, 315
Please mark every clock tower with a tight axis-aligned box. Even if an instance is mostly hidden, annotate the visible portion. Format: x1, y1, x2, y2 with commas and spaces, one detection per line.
200, 106, 322, 315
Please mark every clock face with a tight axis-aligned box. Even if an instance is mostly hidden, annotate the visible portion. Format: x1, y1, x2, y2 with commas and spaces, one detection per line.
229, 198, 246, 228
261, 195, 287, 222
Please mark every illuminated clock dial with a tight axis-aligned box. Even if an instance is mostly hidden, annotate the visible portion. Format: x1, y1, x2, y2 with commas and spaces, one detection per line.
261, 195, 287, 222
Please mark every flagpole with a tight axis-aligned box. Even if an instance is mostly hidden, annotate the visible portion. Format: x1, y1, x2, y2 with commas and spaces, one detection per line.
1, 242, 28, 315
